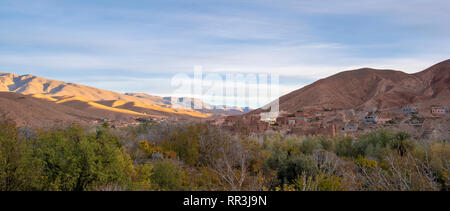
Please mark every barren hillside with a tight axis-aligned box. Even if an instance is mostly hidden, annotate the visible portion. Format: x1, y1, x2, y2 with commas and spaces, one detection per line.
250, 59, 450, 114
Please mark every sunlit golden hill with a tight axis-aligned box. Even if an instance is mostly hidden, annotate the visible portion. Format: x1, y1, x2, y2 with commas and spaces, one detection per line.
0, 73, 216, 127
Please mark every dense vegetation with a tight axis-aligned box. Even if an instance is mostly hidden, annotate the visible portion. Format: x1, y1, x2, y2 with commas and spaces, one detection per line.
0, 119, 448, 191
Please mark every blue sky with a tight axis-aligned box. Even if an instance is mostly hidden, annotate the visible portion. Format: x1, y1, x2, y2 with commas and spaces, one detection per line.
1, 0, 450, 107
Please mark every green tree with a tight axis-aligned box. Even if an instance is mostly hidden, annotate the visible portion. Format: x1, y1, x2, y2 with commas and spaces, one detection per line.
390, 132, 413, 157
162, 124, 201, 166
151, 159, 184, 190
335, 136, 356, 158
0, 120, 43, 190
32, 126, 134, 190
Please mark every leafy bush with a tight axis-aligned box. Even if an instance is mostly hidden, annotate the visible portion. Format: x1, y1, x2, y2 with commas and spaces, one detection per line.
130, 163, 153, 190
265, 149, 318, 186
1, 120, 447, 191
335, 136, 356, 158
32, 126, 134, 190
354, 130, 415, 159
0, 121, 134, 191
151, 159, 184, 190
292, 174, 345, 191
0, 120, 43, 190
161, 124, 202, 166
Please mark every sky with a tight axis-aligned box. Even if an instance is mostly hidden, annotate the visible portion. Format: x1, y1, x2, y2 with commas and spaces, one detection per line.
1, 0, 450, 107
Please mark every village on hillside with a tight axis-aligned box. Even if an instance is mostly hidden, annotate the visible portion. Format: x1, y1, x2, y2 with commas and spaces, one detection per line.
208, 104, 450, 141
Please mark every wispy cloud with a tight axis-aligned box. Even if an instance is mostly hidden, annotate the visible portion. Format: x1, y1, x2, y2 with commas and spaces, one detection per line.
0, 0, 449, 107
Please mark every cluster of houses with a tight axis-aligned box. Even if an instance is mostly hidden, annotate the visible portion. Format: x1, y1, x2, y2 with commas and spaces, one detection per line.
341, 105, 449, 133
275, 115, 309, 126
394, 105, 449, 116
219, 114, 270, 133
261, 107, 336, 136
207, 104, 449, 136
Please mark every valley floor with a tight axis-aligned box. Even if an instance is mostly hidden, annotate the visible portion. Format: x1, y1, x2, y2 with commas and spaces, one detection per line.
1, 119, 448, 191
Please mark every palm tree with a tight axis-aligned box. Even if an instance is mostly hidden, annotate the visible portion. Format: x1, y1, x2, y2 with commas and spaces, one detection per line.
391, 132, 412, 157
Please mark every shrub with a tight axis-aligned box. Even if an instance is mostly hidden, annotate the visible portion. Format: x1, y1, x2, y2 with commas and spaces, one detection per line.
357, 153, 439, 191
32, 126, 134, 190
162, 124, 201, 166
353, 130, 415, 159
266, 151, 318, 186
426, 141, 450, 190
292, 174, 346, 191
335, 136, 356, 158
131, 163, 153, 190
300, 137, 320, 154
318, 136, 334, 151
0, 120, 43, 190
151, 159, 184, 190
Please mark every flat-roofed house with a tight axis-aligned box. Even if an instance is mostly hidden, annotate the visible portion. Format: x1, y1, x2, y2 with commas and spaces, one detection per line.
363, 115, 377, 123
297, 117, 308, 122
395, 106, 417, 114
375, 117, 391, 124
344, 123, 358, 132
431, 106, 448, 115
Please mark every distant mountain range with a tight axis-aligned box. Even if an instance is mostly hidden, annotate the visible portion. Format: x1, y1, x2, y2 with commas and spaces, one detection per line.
1, 59, 449, 128
0, 73, 251, 127
161, 96, 252, 114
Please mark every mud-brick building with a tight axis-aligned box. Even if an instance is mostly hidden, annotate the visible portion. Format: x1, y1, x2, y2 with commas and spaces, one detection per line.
363, 115, 377, 123
276, 116, 288, 125
395, 106, 417, 114
375, 117, 391, 124
431, 106, 448, 115
344, 122, 358, 132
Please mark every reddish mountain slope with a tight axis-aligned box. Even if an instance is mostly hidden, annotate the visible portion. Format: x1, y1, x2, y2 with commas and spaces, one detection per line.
414, 59, 450, 100
251, 59, 450, 114
0, 92, 94, 127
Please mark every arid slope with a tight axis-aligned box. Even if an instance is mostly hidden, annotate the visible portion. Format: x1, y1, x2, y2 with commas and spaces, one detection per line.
250, 59, 450, 114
